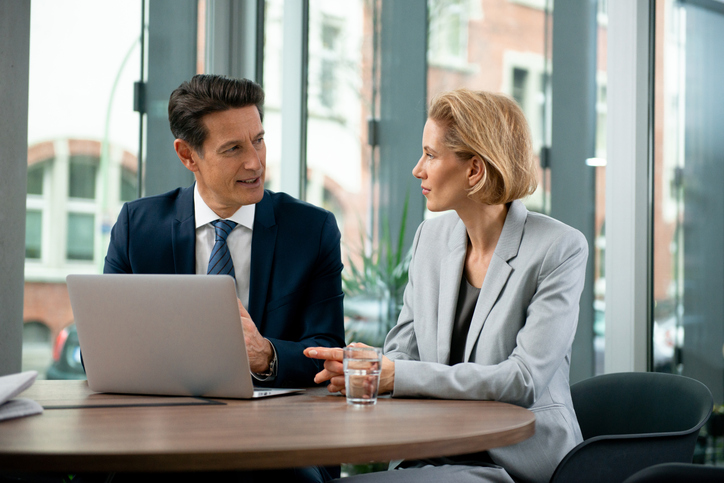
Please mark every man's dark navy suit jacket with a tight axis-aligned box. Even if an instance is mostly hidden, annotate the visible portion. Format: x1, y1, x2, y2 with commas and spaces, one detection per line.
103, 185, 345, 388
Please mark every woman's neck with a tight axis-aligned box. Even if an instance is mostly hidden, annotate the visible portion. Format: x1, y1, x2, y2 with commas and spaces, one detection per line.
455, 200, 509, 256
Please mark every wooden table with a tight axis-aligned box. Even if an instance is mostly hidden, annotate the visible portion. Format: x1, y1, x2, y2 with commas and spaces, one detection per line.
0, 380, 535, 473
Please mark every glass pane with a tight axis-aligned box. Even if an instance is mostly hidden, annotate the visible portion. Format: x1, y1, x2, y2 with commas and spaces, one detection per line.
429, 0, 467, 67
121, 168, 138, 202
24, 0, 142, 377
427, 0, 608, 375
427, 0, 550, 213
27, 162, 46, 195
69, 155, 98, 199
512, 68, 529, 107
67, 213, 95, 261
653, 0, 724, 424
593, 2, 608, 375
263, 0, 284, 192
25, 210, 42, 259
306, 0, 381, 346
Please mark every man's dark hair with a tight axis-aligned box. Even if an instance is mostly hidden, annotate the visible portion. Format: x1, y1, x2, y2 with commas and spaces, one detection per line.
168, 74, 265, 153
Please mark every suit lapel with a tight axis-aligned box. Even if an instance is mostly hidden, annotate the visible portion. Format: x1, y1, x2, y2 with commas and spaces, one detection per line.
464, 200, 527, 361
172, 185, 196, 275
436, 218, 467, 364
248, 191, 277, 327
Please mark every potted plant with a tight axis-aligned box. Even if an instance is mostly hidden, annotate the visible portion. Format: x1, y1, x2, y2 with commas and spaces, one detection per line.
342, 198, 412, 347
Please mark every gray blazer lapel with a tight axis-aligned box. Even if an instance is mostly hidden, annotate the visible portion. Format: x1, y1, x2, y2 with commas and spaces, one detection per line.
437, 219, 467, 364
464, 201, 527, 361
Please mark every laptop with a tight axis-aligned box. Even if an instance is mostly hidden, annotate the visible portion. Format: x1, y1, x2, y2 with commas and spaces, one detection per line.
66, 274, 303, 399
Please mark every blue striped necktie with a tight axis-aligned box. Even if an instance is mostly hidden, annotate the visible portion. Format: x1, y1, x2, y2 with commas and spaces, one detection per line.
207, 219, 237, 278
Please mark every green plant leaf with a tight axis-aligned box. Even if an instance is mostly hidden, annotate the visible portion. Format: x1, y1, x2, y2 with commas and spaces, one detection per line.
341, 192, 413, 344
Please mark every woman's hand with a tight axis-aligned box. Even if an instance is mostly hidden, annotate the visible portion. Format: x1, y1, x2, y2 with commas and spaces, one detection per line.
304, 343, 396, 395
303, 346, 345, 393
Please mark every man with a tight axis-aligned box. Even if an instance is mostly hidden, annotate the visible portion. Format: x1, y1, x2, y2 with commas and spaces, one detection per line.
104, 74, 345, 389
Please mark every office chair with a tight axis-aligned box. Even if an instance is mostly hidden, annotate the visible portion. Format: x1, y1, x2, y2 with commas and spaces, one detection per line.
549, 372, 713, 483
621, 462, 724, 483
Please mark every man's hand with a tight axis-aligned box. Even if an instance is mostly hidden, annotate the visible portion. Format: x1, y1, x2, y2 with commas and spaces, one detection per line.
304, 343, 395, 395
238, 300, 274, 373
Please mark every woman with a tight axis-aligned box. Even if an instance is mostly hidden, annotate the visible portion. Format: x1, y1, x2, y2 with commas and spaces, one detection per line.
305, 89, 587, 483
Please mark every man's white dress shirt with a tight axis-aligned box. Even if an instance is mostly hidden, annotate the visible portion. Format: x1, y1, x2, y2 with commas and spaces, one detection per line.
193, 185, 255, 308
192, 185, 277, 380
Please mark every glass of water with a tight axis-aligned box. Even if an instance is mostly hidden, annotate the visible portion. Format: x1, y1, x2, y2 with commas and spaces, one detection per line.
343, 346, 382, 406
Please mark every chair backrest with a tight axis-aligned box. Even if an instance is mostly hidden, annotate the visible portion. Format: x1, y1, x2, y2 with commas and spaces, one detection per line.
549, 372, 713, 483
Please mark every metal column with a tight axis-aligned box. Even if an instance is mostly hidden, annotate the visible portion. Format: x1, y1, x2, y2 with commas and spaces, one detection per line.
0, 1, 31, 376
144, 0, 198, 196
550, 0, 599, 382
378, 0, 427, 257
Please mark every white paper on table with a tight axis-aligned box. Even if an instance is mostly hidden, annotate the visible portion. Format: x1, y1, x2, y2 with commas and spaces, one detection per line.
0, 370, 43, 422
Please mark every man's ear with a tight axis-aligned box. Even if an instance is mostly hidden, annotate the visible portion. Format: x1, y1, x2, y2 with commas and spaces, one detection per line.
174, 139, 199, 173
467, 156, 485, 187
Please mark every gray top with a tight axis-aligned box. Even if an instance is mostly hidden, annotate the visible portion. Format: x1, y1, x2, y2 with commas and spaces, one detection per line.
449, 276, 481, 365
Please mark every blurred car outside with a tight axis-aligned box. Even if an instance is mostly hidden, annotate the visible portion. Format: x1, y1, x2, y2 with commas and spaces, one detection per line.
46, 323, 86, 380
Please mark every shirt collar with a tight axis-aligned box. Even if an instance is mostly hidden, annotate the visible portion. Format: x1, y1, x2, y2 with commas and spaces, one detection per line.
194, 183, 256, 230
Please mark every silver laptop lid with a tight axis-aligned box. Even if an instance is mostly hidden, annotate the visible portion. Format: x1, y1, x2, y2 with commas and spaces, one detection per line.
67, 274, 255, 399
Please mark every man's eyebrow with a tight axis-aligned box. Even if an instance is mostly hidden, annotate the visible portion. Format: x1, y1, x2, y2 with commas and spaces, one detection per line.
217, 131, 265, 152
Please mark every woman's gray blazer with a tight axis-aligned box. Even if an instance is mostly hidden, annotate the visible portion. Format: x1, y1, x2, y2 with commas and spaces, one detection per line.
384, 200, 588, 483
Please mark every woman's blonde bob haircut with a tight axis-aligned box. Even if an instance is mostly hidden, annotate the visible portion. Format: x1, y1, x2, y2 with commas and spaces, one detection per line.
428, 88, 538, 205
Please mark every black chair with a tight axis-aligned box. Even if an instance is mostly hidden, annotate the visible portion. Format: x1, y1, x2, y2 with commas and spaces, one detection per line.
549, 372, 713, 483
622, 462, 724, 483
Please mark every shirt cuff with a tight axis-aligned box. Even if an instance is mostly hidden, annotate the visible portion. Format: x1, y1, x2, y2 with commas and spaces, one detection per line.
251, 339, 277, 382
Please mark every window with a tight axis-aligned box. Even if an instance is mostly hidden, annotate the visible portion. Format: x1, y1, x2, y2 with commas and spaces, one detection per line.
428, 0, 471, 68
24, 143, 137, 270
512, 67, 529, 107
27, 162, 45, 195
262, 0, 284, 192
68, 155, 98, 199
25, 210, 43, 260
503, 53, 549, 152
66, 213, 95, 261
595, 82, 607, 158
22, 0, 142, 377
25, 160, 49, 260
306, 0, 367, 239
509, 0, 546, 10
320, 59, 336, 109
66, 154, 98, 262
319, 21, 341, 109
652, 0, 724, 416
597, 0, 609, 25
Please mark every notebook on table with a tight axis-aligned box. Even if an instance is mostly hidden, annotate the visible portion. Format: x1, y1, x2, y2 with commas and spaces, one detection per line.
66, 274, 303, 399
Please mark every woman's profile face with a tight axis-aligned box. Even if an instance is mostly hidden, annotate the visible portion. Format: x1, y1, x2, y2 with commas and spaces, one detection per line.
412, 119, 471, 212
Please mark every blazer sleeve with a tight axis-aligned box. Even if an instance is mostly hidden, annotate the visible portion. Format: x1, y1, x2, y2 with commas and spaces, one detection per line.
104, 202, 132, 274
384, 222, 425, 362
388, 228, 588, 407
263, 212, 345, 387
